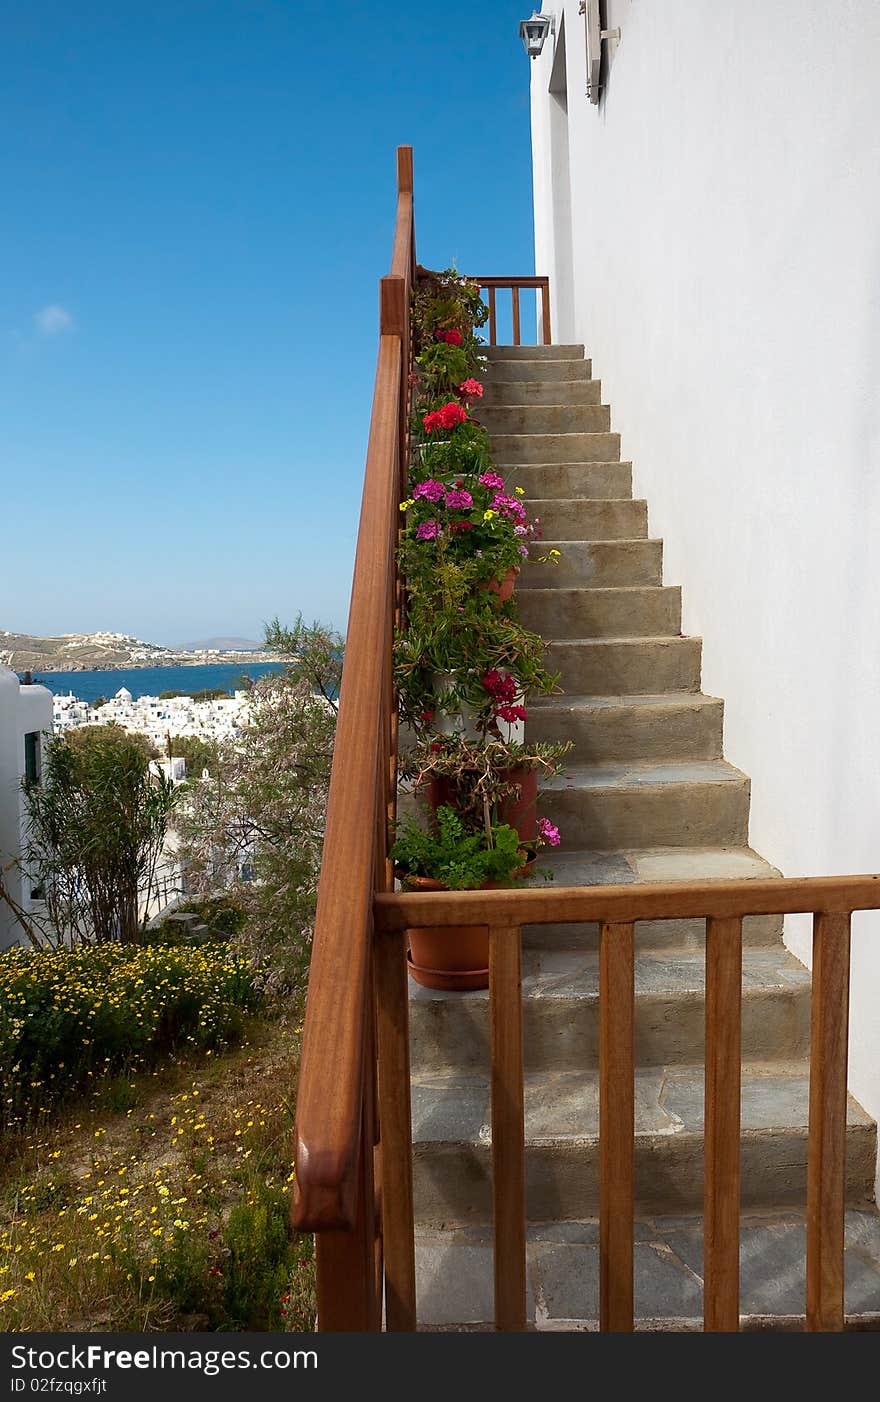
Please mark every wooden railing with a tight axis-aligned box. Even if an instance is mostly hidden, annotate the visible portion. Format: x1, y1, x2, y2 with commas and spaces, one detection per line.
291, 145, 415, 1330
293, 146, 879, 1334
476, 276, 551, 346
374, 874, 880, 1332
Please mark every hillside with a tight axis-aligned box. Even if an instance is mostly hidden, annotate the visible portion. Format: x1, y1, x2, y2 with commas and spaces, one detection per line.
0, 630, 274, 673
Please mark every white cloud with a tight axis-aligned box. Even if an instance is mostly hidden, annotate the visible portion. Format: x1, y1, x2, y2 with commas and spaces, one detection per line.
34, 304, 73, 337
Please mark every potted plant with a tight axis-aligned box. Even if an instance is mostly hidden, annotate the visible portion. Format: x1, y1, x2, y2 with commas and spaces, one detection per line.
390, 805, 556, 990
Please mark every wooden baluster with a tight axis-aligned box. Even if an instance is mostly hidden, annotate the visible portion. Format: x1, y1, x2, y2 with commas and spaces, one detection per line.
541, 280, 552, 345
315, 1076, 379, 1330
704, 915, 743, 1331
490, 923, 526, 1330
375, 930, 416, 1330
511, 286, 521, 346
488, 286, 497, 345
807, 910, 852, 1331
599, 920, 634, 1331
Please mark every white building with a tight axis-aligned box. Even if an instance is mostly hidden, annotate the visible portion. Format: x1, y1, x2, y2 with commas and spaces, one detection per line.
0, 667, 53, 949
526, 0, 880, 1143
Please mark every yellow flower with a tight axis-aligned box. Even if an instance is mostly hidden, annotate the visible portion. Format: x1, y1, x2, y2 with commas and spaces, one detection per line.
24, 1272, 35, 1283
483, 509, 496, 521
399, 498, 415, 512
514, 486, 525, 495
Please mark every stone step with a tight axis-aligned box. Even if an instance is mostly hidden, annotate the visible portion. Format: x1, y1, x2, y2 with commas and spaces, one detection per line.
408, 945, 811, 1073
548, 635, 702, 695
414, 1209, 880, 1329
518, 585, 682, 640
527, 498, 647, 540
521, 846, 784, 951
485, 344, 586, 360
411, 1065, 876, 1225
485, 357, 594, 383
492, 431, 621, 465
481, 378, 602, 406
527, 691, 724, 761
524, 539, 661, 587
510, 462, 633, 500
540, 759, 750, 849
477, 403, 611, 434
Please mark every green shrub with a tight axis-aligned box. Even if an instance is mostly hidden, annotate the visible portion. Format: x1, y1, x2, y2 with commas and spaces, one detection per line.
0, 943, 260, 1129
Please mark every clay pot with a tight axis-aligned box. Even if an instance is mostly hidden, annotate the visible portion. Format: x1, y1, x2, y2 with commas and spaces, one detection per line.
427, 765, 539, 843
479, 565, 520, 604
400, 863, 535, 992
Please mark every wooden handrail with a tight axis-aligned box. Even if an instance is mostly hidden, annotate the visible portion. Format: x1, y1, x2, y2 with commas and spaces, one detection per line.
293, 149, 414, 1245
374, 872, 880, 930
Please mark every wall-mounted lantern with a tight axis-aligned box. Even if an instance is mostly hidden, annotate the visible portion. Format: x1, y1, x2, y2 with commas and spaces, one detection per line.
519, 10, 554, 60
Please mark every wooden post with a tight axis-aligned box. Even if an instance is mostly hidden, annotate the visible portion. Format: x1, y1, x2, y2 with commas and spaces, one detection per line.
511, 286, 521, 346
599, 921, 634, 1331
806, 910, 852, 1331
375, 931, 416, 1330
488, 286, 497, 345
490, 924, 526, 1331
541, 280, 552, 345
704, 915, 743, 1331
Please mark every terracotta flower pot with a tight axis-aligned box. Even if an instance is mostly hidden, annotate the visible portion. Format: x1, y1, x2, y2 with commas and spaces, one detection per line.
427, 765, 539, 843
479, 565, 520, 604
400, 864, 535, 991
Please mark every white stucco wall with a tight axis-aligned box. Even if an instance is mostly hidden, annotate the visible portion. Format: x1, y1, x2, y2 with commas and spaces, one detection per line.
0, 668, 53, 948
529, 1, 880, 1137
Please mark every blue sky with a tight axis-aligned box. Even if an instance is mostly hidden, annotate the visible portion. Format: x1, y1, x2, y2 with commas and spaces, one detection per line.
0, 0, 537, 645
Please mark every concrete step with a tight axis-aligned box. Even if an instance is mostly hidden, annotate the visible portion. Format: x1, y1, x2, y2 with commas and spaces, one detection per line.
518, 585, 682, 640
414, 1209, 880, 1329
477, 403, 611, 434
491, 431, 621, 465
548, 635, 702, 695
411, 1065, 876, 1225
510, 462, 633, 500
485, 358, 593, 383
527, 691, 724, 762
485, 344, 586, 360
527, 498, 647, 540
539, 759, 750, 849
482, 378, 602, 406
521, 846, 784, 951
524, 539, 661, 587
409, 945, 812, 1073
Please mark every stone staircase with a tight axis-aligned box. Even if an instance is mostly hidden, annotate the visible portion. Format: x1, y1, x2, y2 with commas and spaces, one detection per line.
409, 343, 880, 1329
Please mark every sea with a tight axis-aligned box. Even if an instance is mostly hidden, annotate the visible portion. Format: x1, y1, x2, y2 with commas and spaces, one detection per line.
21, 661, 286, 705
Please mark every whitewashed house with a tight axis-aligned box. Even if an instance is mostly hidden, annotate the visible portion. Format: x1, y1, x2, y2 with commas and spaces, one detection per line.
0, 667, 53, 948
524, 0, 880, 1147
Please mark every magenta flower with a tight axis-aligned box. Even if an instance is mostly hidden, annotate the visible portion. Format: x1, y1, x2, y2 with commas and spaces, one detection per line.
537, 817, 561, 847
416, 519, 442, 541
413, 479, 446, 503
479, 471, 505, 491
445, 487, 473, 511
492, 492, 527, 522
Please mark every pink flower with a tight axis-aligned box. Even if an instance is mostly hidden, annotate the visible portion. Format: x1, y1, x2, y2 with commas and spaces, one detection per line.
538, 817, 561, 847
492, 492, 527, 522
413, 479, 446, 503
459, 378, 484, 398
479, 470, 505, 490
518, 544, 530, 557
443, 328, 463, 346
445, 487, 473, 510
514, 524, 528, 536
416, 519, 442, 540
482, 669, 518, 703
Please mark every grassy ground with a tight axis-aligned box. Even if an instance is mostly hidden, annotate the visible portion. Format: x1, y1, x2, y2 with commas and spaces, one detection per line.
0, 1013, 316, 1332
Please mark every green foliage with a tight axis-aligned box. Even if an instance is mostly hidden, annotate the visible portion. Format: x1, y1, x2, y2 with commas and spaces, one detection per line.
174, 620, 338, 996
222, 1176, 301, 1329
166, 733, 220, 778
401, 733, 571, 830
0, 942, 259, 1130
21, 726, 178, 947
159, 688, 229, 702
390, 806, 526, 890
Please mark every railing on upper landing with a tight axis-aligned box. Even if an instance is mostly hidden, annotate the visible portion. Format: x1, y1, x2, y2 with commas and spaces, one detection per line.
292, 146, 880, 1334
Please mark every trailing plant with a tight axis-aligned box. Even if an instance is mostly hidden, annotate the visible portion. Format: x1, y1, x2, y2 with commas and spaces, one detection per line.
401, 732, 571, 831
